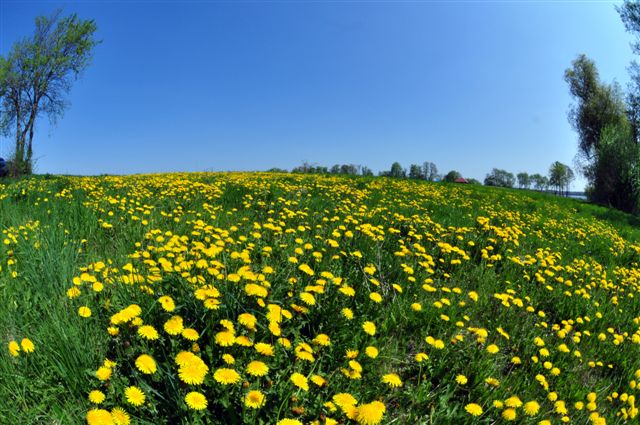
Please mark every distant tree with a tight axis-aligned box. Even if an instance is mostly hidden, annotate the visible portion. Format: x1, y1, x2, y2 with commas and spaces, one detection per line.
530, 173, 545, 191
389, 162, 406, 178
517, 172, 530, 189
378, 171, 391, 177
422, 162, 439, 181
467, 178, 481, 185
0, 11, 98, 175
443, 170, 462, 183
409, 164, 423, 179
340, 164, 359, 175
548, 161, 574, 196
330, 164, 341, 174
361, 166, 373, 176
267, 167, 288, 173
618, 1, 640, 142
484, 168, 515, 188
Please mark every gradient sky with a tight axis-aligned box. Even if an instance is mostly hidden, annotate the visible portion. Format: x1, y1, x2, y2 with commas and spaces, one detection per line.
0, 1, 637, 189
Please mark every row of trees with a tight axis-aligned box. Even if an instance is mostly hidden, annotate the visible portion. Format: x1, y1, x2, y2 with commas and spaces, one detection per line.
286, 160, 577, 195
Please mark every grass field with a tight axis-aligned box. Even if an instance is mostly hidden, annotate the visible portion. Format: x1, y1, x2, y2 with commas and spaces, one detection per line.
2, 172, 640, 425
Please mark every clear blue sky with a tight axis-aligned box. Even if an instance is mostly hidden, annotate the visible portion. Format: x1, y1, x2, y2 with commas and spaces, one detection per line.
0, 1, 636, 189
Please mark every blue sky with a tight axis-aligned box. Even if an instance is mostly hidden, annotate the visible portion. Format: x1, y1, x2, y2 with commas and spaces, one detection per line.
0, 1, 636, 189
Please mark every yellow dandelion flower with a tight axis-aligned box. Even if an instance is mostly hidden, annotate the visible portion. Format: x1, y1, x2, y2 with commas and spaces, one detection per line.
164, 316, 184, 335
135, 354, 157, 374
86, 408, 113, 425
362, 321, 376, 336
502, 408, 517, 421
382, 373, 402, 388
255, 342, 275, 356
89, 390, 106, 404
456, 375, 468, 385
124, 386, 145, 406
356, 400, 386, 425
290, 372, 309, 391
110, 407, 130, 425
365, 346, 379, 358
158, 295, 175, 312
524, 400, 540, 416
213, 367, 241, 385
178, 355, 209, 385
137, 325, 159, 341
486, 344, 499, 354
215, 331, 236, 347
8, 340, 20, 357
311, 374, 326, 387
185, 391, 208, 410
244, 390, 266, 409
465, 403, 483, 416
333, 393, 358, 407
95, 366, 112, 381
342, 308, 354, 320
246, 360, 269, 377
276, 420, 303, 425
78, 306, 92, 318
20, 338, 35, 353
182, 328, 199, 341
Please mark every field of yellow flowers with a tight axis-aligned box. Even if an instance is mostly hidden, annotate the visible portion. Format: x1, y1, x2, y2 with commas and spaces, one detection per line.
2, 173, 640, 424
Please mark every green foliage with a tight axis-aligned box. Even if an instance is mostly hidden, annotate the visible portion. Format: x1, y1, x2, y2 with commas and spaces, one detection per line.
483, 168, 514, 188
548, 161, 574, 196
443, 170, 461, 183
0, 11, 98, 175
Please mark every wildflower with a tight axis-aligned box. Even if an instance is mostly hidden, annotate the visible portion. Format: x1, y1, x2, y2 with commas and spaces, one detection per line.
333, 393, 358, 408
505, 396, 522, 408
135, 354, 157, 374
456, 375, 468, 385
95, 366, 112, 381
356, 400, 386, 425
164, 316, 184, 335
486, 344, 499, 354
363, 321, 376, 336
78, 306, 92, 318
181, 328, 199, 341
20, 338, 35, 353
415, 352, 429, 362
178, 355, 209, 385
465, 403, 483, 416
524, 401, 540, 416
185, 391, 208, 410
8, 340, 20, 357
276, 420, 303, 425
86, 409, 113, 425
137, 325, 159, 341
365, 346, 379, 358
244, 390, 266, 409
124, 386, 145, 406
89, 390, 106, 404
255, 342, 275, 356
110, 407, 130, 425
502, 408, 517, 421
213, 367, 241, 384
382, 373, 402, 388
158, 295, 175, 311
311, 374, 326, 387
290, 372, 309, 391
342, 308, 354, 320
246, 360, 269, 377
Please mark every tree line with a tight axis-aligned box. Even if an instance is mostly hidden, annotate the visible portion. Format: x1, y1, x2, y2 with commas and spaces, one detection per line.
279, 160, 577, 195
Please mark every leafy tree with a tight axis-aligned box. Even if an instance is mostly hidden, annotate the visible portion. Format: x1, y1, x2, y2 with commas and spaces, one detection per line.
330, 164, 341, 174
443, 170, 462, 183
422, 162, 439, 181
564, 55, 628, 181
548, 161, 574, 196
618, 1, 640, 141
361, 166, 373, 176
389, 162, 406, 178
591, 122, 640, 212
517, 172, 530, 189
467, 178, 481, 185
484, 168, 515, 188
0, 11, 98, 175
409, 164, 423, 179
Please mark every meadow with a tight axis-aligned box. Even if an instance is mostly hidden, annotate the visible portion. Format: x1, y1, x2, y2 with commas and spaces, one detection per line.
1, 172, 640, 425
